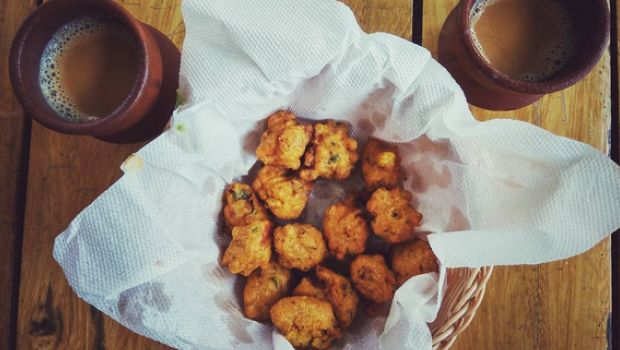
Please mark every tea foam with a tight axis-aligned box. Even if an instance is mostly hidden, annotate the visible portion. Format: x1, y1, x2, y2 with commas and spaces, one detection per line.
39, 18, 108, 122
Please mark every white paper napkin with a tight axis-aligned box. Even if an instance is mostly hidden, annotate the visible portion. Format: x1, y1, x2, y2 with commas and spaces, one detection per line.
53, 0, 620, 349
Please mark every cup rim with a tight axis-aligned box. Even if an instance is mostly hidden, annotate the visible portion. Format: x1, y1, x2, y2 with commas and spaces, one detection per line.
457, 0, 610, 95
9, 0, 160, 136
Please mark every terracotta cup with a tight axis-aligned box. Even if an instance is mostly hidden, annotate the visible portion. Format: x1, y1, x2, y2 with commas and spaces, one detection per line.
9, 0, 180, 143
438, 0, 609, 110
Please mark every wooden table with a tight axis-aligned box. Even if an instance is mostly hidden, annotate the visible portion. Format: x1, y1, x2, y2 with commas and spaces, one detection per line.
0, 0, 616, 349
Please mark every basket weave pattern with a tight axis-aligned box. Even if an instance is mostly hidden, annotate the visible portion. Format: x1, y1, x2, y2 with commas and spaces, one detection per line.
430, 267, 494, 350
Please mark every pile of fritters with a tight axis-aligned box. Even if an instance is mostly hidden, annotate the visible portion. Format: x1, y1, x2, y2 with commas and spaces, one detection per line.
220, 111, 439, 349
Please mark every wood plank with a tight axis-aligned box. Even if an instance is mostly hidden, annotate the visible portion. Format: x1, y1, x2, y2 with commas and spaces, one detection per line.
16, 1, 183, 349
422, 2, 612, 350
0, 1, 36, 349
342, 0, 412, 40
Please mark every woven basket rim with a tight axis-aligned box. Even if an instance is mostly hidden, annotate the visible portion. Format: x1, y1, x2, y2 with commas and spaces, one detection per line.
431, 267, 494, 350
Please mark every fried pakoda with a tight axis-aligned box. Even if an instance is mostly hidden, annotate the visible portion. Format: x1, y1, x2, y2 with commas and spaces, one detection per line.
361, 139, 405, 191
293, 277, 327, 300
350, 255, 396, 303
323, 197, 368, 260
390, 239, 439, 286
274, 224, 327, 271
252, 166, 312, 220
223, 183, 270, 228
270, 296, 341, 349
221, 220, 272, 276
243, 261, 292, 321
256, 111, 313, 170
366, 188, 422, 243
300, 120, 358, 181
316, 266, 359, 329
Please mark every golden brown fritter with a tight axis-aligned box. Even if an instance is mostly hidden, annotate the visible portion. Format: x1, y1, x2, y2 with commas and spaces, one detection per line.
316, 266, 359, 329
221, 220, 272, 276
274, 224, 327, 271
300, 120, 358, 181
350, 255, 396, 303
256, 111, 313, 170
390, 239, 439, 286
223, 183, 270, 228
270, 296, 341, 349
293, 277, 327, 300
366, 188, 423, 244
323, 197, 368, 260
243, 261, 292, 321
361, 139, 405, 191
252, 166, 312, 220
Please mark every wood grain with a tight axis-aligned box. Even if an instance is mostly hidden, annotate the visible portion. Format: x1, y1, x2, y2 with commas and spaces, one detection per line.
0, 1, 36, 349
422, 1, 612, 350
341, 0, 412, 40
16, 1, 182, 349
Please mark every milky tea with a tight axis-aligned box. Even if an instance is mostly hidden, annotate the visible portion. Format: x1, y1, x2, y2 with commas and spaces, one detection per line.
470, 0, 576, 82
39, 18, 139, 122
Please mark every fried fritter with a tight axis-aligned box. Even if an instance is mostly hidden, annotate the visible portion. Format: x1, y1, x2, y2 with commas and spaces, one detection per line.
361, 139, 405, 191
274, 224, 327, 271
270, 296, 341, 349
366, 188, 422, 243
223, 183, 270, 228
350, 255, 396, 303
252, 166, 312, 220
293, 277, 327, 300
316, 266, 359, 329
390, 239, 439, 286
256, 111, 313, 170
323, 197, 368, 260
243, 261, 292, 321
300, 120, 358, 181
221, 220, 272, 276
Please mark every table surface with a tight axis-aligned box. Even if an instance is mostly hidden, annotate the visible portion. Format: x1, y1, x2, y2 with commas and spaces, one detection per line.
0, 0, 617, 349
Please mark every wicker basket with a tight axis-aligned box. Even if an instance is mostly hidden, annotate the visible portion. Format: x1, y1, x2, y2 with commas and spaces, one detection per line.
430, 267, 494, 349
